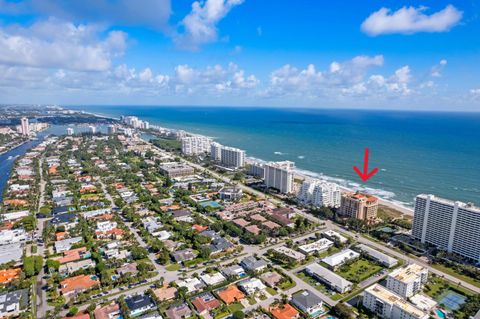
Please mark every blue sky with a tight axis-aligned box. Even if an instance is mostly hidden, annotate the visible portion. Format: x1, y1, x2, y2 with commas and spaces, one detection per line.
0, 0, 479, 110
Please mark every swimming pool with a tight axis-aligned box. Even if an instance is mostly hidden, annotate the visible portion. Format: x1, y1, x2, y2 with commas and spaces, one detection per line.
435, 309, 446, 319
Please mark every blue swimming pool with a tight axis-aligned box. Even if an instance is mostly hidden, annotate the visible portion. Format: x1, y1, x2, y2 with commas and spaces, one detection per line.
436, 309, 446, 319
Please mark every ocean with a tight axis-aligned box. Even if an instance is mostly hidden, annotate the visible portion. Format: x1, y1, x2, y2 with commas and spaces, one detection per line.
70, 106, 480, 207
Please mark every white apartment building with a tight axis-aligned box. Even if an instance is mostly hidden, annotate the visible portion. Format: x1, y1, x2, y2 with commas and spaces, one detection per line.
363, 284, 429, 319
20, 117, 29, 136
181, 136, 212, 155
123, 116, 140, 127
210, 143, 246, 168
386, 264, 428, 298
264, 161, 295, 194
88, 125, 96, 134
247, 162, 265, 179
297, 178, 341, 208
412, 194, 480, 263
210, 142, 222, 161
66, 127, 74, 135
220, 146, 245, 168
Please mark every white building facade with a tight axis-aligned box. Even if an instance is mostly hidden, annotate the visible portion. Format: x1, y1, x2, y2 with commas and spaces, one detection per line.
412, 194, 480, 263
264, 161, 295, 194
181, 136, 212, 155
363, 284, 428, 319
297, 178, 341, 208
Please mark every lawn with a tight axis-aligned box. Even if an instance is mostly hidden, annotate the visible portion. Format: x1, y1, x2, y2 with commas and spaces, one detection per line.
183, 257, 205, 268
336, 259, 383, 283
431, 263, 480, 289
227, 303, 244, 313
266, 287, 277, 295
166, 263, 181, 271
247, 296, 257, 305
279, 280, 296, 290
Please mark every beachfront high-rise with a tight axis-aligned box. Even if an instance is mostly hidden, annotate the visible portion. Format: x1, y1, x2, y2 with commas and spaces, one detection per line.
297, 179, 341, 208
412, 194, 480, 263
20, 117, 29, 136
220, 146, 245, 168
66, 128, 74, 136
181, 136, 212, 155
210, 142, 246, 168
264, 161, 295, 194
338, 192, 378, 222
210, 142, 222, 161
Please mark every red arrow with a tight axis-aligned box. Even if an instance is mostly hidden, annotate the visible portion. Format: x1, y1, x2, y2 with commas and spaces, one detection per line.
353, 148, 379, 182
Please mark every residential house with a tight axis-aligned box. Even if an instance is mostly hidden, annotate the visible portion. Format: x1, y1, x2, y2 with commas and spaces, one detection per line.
221, 265, 246, 279
125, 294, 156, 317
59, 259, 96, 276
94, 303, 122, 319
153, 286, 177, 302
290, 290, 325, 318
241, 256, 268, 273
191, 293, 221, 315
60, 274, 100, 297
237, 278, 267, 295
55, 237, 83, 253
216, 285, 245, 305
165, 303, 192, 319
0, 289, 29, 318
177, 277, 205, 294
171, 249, 197, 263
274, 247, 306, 263
200, 272, 227, 286
259, 271, 282, 288
270, 304, 300, 319
0, 268, 21, 284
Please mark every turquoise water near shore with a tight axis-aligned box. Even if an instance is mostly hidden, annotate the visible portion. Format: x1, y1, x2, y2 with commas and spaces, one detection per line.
70, 106, 480, 207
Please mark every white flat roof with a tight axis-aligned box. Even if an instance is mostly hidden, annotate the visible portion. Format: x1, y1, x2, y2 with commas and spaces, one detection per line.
321, 249, 359, 267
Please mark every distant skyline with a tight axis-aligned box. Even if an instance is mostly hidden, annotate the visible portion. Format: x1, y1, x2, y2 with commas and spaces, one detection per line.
0, 0, 479, 111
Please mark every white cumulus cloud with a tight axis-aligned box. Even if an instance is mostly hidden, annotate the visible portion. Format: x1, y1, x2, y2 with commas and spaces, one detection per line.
0, 18, 127, 71
361, 5, 462, 36
176, 0, 244, 49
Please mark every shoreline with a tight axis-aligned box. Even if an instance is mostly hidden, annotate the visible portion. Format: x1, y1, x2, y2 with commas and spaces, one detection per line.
79, 108, 414, 215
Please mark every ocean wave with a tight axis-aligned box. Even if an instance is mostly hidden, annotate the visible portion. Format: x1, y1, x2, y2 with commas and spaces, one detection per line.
274, 151, 287, 155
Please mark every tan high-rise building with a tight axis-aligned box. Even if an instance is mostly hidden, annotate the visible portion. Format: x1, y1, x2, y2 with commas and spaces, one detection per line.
20, 117, 29, 136
339, 192, 378, 222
